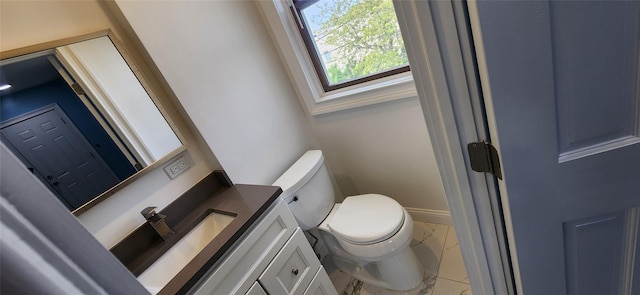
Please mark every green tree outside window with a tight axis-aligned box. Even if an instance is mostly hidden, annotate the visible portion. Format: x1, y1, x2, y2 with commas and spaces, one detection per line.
304, 0, 409, 85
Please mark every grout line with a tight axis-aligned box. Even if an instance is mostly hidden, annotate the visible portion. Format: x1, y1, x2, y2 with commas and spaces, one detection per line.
433, 277, 472, 290
437, 227, 470, 285
435, 275, 470, 286
433, 224, 451, 278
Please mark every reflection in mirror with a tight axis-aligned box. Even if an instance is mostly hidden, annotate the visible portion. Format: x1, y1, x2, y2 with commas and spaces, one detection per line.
0, 33, 183, 213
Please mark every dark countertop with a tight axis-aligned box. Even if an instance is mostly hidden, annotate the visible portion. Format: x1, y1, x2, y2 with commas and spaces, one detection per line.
110, 171, 282, 295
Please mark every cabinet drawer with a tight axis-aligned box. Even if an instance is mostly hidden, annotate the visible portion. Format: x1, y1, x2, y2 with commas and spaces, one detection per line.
191, 200, 298, 295
259, 229, 321, 295
245, 282, 267, 295
304, 267, 338, 295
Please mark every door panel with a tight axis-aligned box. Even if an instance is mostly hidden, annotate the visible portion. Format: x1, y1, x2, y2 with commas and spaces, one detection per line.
552, 1, 640, 161
471, 0, 640, 294
564, 211, 626, 295
1, 107, 119, 209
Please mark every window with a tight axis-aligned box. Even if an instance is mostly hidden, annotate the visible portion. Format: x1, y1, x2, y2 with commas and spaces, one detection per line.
258, 0, 417, 115
292, 0, 410, 92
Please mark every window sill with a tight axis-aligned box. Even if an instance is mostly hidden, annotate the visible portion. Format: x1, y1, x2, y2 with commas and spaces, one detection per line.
312, 72, 417, 115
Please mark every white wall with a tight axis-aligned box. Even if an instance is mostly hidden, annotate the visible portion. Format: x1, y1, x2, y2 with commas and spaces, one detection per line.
113, 0, 319, 186
0, 0, 220, 248
254, 3, 449, 213
116, 0, 448, 214
311, 98, 448, 211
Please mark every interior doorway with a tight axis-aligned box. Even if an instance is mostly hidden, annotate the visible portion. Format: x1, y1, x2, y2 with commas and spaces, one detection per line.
1, 104, 120, 210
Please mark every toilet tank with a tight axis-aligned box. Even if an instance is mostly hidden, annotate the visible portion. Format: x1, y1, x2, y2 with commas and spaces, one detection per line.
272, 150, 335, 230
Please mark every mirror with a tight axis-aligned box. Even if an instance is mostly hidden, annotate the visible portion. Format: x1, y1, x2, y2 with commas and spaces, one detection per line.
0, 31, 184, 214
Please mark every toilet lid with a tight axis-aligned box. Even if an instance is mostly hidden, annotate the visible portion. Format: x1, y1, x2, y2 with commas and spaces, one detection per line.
328, 194, 405, 244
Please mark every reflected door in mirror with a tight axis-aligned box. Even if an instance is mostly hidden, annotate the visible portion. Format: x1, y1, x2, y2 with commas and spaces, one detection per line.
0, 33, 184, 213
1, 105, 120, 210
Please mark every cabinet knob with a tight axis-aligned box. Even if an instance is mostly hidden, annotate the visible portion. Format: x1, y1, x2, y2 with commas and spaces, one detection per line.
291, 268, 299, 275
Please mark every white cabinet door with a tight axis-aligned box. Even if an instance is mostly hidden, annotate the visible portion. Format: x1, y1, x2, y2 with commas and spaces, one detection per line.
191, 200, 298, 295
259, 229, 321, 295
303, 267, 338, 295
245, 282, 267, 295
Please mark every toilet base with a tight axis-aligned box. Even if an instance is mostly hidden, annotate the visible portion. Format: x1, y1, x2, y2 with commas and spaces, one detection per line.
329, 246, 424, 291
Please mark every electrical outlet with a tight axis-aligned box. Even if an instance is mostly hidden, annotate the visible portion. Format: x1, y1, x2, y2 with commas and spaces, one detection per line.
164, 155, 191, 179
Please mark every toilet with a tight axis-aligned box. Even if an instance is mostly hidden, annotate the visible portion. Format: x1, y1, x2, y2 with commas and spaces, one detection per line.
273, 150, 424, 291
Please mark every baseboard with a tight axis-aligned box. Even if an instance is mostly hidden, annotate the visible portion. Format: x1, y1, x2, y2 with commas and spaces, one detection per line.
405, 207, 452, 225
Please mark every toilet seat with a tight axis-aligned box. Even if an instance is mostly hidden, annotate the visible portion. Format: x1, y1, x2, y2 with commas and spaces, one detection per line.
328, 194, 405, 245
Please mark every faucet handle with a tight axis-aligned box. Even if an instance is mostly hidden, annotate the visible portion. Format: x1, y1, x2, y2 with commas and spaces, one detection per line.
141, 206, 158, 220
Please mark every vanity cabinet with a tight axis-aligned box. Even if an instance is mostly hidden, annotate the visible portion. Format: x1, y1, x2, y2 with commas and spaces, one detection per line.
246, 283, 267, 295
190, 199, 337, 295
303, 267, 337, 295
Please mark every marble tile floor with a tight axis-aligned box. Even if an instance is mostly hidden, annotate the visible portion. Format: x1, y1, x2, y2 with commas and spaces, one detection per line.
324, 221, 471, 295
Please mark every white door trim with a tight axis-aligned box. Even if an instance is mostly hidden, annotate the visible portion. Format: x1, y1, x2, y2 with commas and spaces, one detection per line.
464, 1, 522, 291
394, 1, 512, 294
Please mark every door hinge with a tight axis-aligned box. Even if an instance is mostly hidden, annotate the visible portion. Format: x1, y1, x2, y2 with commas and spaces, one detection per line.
71, 83, 85, 95
467, 141, 502, 180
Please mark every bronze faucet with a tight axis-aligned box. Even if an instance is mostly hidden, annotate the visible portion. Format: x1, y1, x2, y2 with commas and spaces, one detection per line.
140, 207, 174, 240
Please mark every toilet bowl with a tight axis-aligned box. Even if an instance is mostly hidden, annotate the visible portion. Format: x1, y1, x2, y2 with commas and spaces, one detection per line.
319, 194, 413, 260
273, 150, 425, 291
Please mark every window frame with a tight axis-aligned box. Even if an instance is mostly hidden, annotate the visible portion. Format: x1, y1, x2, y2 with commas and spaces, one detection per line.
258, 0, 417, 116
291, 0, 411, 92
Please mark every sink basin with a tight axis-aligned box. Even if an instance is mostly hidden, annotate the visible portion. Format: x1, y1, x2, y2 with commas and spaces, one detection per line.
137, 211, 236, 293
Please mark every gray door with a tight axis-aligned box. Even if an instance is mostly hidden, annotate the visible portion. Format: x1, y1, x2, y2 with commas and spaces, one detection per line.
1, 106, 119, 209
471, 1, 640, 294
